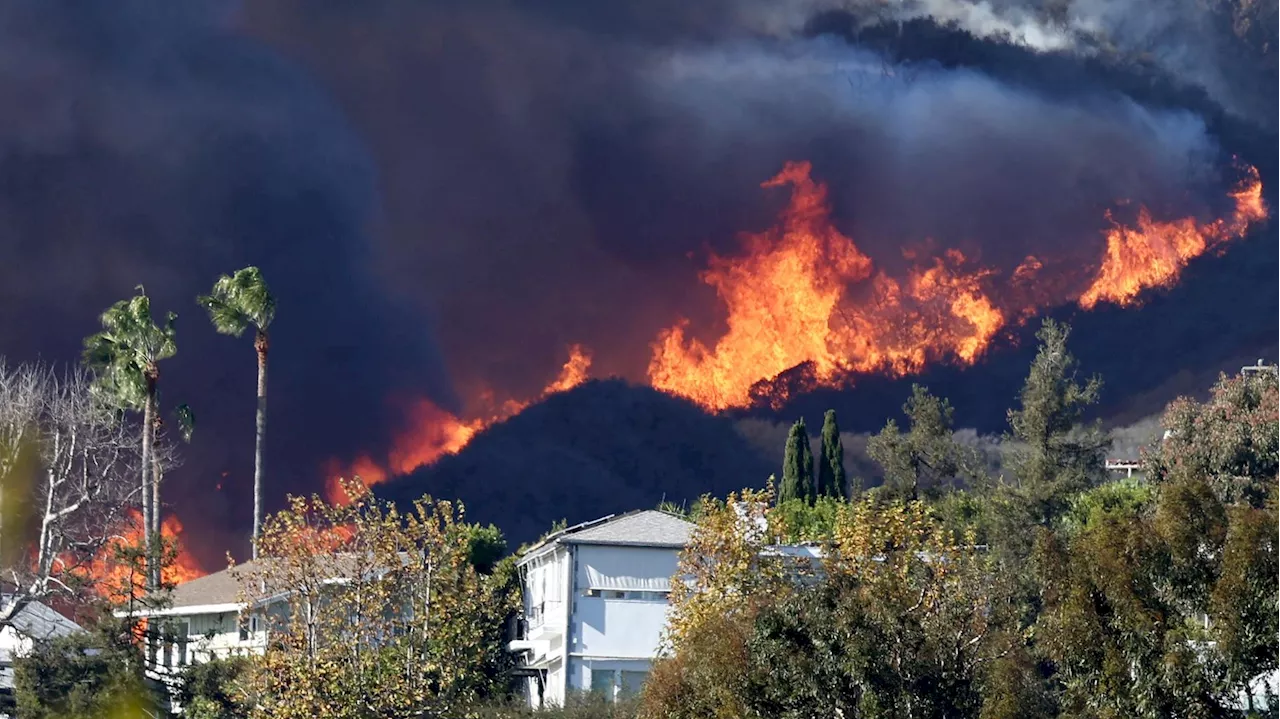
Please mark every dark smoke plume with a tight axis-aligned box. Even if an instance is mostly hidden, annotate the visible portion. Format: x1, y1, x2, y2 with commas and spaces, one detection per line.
0, 1, 454, 563
0, 0, 1271, 563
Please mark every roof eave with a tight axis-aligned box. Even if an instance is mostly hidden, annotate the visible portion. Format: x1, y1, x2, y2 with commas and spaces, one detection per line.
112, 602, 245, 619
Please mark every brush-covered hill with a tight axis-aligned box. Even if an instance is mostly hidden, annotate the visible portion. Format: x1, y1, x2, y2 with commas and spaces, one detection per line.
375, 379, 774, 548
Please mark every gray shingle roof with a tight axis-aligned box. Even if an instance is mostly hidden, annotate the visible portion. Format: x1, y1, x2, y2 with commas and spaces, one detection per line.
0, 597, 82, 642
164, 553, 415, 610
525, 510, 694, 555
164, 561, 254, 608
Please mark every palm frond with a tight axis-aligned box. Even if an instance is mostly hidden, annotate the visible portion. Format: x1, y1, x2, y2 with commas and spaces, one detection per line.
200, 266, 276, 336
80, 287, 179, 411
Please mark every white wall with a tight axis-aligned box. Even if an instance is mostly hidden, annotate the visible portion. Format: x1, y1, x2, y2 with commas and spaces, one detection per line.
568, 545, 678, 661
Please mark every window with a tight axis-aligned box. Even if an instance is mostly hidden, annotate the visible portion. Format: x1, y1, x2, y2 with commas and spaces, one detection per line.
590, 669, 615, 698
584, 589, 669, 601
620, 670, 648, 697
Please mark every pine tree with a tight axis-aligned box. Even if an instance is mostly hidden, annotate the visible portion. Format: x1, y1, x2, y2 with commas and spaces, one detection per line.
817, 410, 847, 499
779, 419, 815, 504
1006, 319, 1109, 525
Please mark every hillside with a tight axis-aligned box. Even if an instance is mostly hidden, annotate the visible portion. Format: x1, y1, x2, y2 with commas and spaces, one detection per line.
375, 379, 774, 547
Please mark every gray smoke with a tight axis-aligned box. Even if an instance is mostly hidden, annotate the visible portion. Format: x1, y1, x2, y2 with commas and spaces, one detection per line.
240, 1, 1242, 400
0, 0, 1267, 562
0, 1, 456, 560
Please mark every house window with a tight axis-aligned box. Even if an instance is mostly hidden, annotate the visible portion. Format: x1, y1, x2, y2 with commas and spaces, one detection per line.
162, 620, 189, 668
590, 669, 616, 698
584, 589, 670, 601
619, 670, 648, 697
239, 613, 259, 641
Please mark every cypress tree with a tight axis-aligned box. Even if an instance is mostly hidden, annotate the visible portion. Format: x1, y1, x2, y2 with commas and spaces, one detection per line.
818, 409, 847, 499
780, 418, 816, 504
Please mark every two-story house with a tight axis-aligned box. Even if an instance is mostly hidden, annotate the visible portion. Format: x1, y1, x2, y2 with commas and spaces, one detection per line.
508, 510, 694, 708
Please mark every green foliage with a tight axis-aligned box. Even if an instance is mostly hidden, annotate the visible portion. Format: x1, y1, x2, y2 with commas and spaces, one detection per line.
465, 523, 508, 574
1064, 477, 1154, 532
1148, 368, 1279, 507
817, 409, 847, 499
196, 266, 276, 338
177, 656, 251, 719
239, 485, 519, 719
778, 418, 815, 504
81, 287, 177, 410
1003, 319, 1109, 526
867, 384, 978, 501
770, 496, 843, 542
14, 621, 155, 719
472, 694, 640, 718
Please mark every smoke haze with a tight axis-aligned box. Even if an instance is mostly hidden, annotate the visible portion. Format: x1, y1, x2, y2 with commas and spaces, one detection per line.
0, 0, 1271, 563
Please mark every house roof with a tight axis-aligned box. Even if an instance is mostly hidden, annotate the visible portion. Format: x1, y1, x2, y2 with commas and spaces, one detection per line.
0, 598, 83, 691
0, 597, 82, 641
521, 510, 694, 559
149, 552, 418, 615
163, 560, 257, 610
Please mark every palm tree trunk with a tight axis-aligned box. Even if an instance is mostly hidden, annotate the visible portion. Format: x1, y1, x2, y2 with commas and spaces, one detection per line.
252, 329, 268, 559
140, 383, 155, 592
151, 416, 164, 589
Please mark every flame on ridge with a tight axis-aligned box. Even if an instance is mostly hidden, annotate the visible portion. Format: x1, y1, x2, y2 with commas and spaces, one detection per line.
324, 344, 592, 505
646, 160, 1008, 411
1078, 164, 1267, 309
324, 159, 1266, 487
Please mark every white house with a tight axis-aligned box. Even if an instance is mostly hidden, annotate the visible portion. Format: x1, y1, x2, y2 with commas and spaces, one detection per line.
118, 560, 271, 678
0, 597, 84, 715
507, 510, 694, 707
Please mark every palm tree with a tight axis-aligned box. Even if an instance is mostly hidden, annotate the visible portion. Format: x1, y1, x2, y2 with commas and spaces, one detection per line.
82, 287, 177, 590
198, 267, 276, 559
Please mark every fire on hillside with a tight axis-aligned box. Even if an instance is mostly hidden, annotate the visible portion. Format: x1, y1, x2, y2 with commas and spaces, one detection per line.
325, 160, 1266, 497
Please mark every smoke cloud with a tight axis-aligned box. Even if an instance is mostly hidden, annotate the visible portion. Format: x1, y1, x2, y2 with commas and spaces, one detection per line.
0, 0, 455, 560
0, 0, 1270, 562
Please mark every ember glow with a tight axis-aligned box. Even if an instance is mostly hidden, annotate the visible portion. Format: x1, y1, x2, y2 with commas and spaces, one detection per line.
326, 159, 1267, 486
325, 344, 593, 504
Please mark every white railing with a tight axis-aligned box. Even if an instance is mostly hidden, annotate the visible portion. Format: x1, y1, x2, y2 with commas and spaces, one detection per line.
1105, 459, 1144, 477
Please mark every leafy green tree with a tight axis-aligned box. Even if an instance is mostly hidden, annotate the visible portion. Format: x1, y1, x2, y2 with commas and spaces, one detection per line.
198, 267, 276, 558
867, 385, 975, 501
177, 656, 251, 719
1004, 319, 1109, 527
82, 287, 177, 590
238, 481, 518, 719
778, 418, 815, 504
1147, 368, 1279, 508
14, 619, 156, 719
817, 409, 846, 499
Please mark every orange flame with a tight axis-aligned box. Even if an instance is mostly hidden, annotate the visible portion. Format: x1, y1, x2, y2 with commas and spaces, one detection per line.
1079, 165, 1266, 309
646, 161, 1266, 410
79, 510, 206, 599
646, 161, 1008, 410
325, 344, 592, 504
331, 159, 1266, 485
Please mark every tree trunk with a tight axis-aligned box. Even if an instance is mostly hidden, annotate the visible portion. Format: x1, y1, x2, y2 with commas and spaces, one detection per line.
252, 329, 269, 559
141, 377, 155, 592
151, 418, 163, 590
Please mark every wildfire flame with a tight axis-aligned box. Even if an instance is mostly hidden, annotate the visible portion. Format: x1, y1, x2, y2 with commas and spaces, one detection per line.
1078, 165, 1267, 309
325, 344, 592, 504
326, 159, 1266, 487
647, 161, 1008, 410
80, 510, 206, 599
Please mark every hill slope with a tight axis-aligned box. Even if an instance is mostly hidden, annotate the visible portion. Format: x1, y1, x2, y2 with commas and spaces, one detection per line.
376, 379, 774, 547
